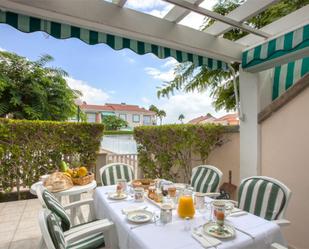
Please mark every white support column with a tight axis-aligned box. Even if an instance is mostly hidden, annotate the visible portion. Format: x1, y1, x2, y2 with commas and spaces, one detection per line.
239, 67, 260, 180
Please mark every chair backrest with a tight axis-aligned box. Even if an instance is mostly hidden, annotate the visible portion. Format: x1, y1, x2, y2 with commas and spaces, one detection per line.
37, 187, 71, 231
190, 165, 223, 193
38, 209, 66, 249
238, 176, 292, 221
99, 163, 134, 186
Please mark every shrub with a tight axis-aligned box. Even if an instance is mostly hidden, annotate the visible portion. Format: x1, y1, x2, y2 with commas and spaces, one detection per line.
0, 119, 104, 196
134, 124, 225, 183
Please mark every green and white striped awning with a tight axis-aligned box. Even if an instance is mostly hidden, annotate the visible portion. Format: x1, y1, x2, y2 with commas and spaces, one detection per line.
242, 24, 309, 72
272, 57, 309, 100
0, 10, 229, 71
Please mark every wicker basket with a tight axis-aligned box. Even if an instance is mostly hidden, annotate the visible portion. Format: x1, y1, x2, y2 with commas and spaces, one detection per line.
132, 179, 155, 190
72, 173, 94, 185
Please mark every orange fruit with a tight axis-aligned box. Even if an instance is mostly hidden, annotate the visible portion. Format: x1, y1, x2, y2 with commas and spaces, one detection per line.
78, 167, 88, 177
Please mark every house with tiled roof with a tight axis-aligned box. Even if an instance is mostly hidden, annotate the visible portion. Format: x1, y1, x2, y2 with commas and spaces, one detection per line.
188, 113, 239, 126
78, 102, 156, 129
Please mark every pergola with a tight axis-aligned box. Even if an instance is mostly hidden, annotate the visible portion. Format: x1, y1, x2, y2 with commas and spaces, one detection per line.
0, 0, 308, 179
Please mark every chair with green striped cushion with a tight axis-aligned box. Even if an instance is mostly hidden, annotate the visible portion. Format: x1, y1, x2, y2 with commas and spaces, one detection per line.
42, 189, 72, 231
39, 209, 116, 249
100, 163, 134, 186
238, 176, 291, 221
190, 165, 223, 193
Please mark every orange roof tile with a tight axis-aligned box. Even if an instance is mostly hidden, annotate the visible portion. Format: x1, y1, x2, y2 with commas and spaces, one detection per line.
79, 103, 155, 114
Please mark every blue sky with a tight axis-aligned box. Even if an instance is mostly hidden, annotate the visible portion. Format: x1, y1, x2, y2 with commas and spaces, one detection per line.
0, 0, 226, 123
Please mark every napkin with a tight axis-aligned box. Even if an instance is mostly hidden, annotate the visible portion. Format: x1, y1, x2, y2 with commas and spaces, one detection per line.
122, 205, 147, 215
229, 207, 248, 217
229, 211, 248, 217
191, 227, 221, 248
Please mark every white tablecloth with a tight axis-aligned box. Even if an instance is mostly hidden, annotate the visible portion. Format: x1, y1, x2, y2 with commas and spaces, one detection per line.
94, 186, 286, 249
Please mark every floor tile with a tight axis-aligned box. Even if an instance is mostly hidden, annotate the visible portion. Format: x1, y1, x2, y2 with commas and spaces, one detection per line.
12, 227, 41, 241
0, 231, 15, 243
9, 238, 40, 249
0, 221, 19, 233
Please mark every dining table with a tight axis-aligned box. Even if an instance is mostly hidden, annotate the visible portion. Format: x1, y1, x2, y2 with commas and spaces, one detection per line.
93, 185, 286, 249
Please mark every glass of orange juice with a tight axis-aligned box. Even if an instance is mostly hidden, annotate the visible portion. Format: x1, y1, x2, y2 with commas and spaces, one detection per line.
177, 189, 195, 218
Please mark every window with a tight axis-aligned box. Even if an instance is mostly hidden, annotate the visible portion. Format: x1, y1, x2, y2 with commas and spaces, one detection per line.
119, 114, 127, 121
86, 113, 96, 123
133, 114, 140, 123
143, 115, 151, 125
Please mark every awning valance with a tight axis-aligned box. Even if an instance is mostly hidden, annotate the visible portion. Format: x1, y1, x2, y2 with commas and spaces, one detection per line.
272, 57, 309, 100
0, 10, 229, 71
242, 24, 309, 72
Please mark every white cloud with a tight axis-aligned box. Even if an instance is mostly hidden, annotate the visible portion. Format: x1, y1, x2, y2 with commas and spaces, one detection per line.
0, 47, 6, 52
65, 77, 109, 104
108, 90, 116, 94
145, 57, 179, 82
179, 12, 205, 30
141, 97, 151, 104
145, 67, 175, 82
162, 58, 179, 68
157, 91, 227, 124
119, 50, 136, 64
126, 0, 169, 10
147, 4, 174, 18
178, 0, 217, 30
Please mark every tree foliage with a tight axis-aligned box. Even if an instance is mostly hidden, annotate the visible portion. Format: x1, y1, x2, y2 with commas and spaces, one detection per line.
102, 115, 128, 130
178, 114, 185, 123
157, 0, 309, 111
134, 124, 225, 183
0, 51, 80, 120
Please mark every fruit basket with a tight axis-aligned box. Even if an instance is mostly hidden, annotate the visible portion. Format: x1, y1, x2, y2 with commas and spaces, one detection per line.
60, 162, 94, 186
71, 172, 94, 185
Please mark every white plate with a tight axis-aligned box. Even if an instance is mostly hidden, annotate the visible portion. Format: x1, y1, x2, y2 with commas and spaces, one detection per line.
127, 210, 153, 223
203, 222, 236, 239
108, 192, 127, 200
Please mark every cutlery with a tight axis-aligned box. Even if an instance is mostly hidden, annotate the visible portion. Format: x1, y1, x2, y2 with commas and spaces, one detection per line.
193, 227, 218, 249
130, 214, 158, 230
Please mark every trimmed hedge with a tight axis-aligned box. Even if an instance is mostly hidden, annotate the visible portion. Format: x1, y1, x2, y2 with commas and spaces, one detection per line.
0, 119, 104, 194
134, 124, 225, 183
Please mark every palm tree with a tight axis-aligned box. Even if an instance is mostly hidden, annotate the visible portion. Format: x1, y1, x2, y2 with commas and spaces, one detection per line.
149, 104, 159, 124
157, 0, 309, 112
178, 114, 185, 123
157, 110, 166, 125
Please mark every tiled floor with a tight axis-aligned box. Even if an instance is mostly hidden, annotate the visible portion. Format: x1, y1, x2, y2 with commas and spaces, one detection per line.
0, 193, 91, 249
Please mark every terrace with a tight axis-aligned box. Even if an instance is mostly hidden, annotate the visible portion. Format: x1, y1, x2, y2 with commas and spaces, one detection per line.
0, 0, 308, 249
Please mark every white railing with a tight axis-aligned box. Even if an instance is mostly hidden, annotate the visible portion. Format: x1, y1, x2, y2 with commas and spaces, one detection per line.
106, 153, 139, 178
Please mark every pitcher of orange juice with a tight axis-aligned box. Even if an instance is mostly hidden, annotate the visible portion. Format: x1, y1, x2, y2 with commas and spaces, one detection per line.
177, 188, 195, 218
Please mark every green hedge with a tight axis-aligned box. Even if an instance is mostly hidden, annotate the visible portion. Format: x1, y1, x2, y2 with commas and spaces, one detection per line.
0, 119, 104, 194
134, 124, 225, 183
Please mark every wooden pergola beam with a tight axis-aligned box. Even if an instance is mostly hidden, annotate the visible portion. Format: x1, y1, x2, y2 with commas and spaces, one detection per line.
0, 0, 244, 63
163, 0, 203, 23
205, 0, 280, 37
163, 0, 271, 38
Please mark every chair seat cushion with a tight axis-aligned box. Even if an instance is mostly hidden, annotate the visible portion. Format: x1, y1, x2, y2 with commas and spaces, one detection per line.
66, 232, 105, 249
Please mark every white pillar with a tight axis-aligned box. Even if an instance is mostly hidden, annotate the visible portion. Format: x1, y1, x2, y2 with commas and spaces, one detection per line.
239, 67, 260, 180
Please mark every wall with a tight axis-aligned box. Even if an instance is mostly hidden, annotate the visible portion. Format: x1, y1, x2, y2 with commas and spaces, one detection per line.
206, 132, 240, 189
260, 86, 309, 249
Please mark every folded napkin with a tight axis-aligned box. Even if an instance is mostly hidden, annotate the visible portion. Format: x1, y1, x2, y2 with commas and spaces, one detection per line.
228, 208, 247, 217
191, 227, 221, 248
121, 205, 147, 215
229, 211, 248, 217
